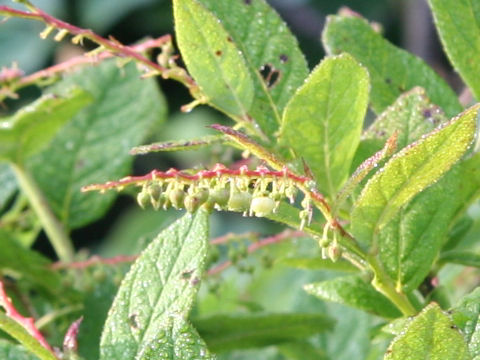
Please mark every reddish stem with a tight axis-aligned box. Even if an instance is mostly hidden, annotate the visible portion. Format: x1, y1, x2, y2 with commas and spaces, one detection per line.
7, 36, 171, 93
82, 163, 311, 191
0, 5, 196, 88
50, 255, 137, 270
63, 317, 83, 352
0, 280, 55, 355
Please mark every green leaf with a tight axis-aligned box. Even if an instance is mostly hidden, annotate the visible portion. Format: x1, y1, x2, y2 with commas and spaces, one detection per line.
385, 303, 470, 360
428, 0, 480, 100
137, 318, 215, 360
27, 60, 167, 229
173, 0, 254, 120
193, 312, 334, 352
0, 89, 91, 163
277, 342, 328, 360
451, 287, 480, 359
350, 87, 443, 185
335, 131, 397, 210
304, 275, 401, 318
364, 87, 445, 151
130, 135, 225, 155
0, 164, 16, 211
0, 229, 64, 298
196, 0, 309, 138
439, 250, 480, 267
0, 339, 39, 360
377, 169, 461, 292
452, 153, 480, 220
351, 104, 478, 246
322, 14, 462, 117
355, 88, 457, 291
280, 53, 369, 196
0, 313, 56, 360
99, 210, 213, 359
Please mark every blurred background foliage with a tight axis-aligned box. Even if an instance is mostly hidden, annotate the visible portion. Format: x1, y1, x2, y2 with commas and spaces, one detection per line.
0, 1, 474, 359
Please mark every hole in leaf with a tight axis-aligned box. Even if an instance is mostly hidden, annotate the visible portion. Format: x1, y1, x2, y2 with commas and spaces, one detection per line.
259, 64, 281, 89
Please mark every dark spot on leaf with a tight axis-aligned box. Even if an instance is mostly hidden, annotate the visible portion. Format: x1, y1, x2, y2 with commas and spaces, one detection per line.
385, 78, 392, 84
75, 159, 85, 170
423, 109, 432, 118
259, 63, 281, 89
398, 85, 405, 92
244, 0, 252, 4
279, 54, 288, 63
181, 269, 194, 280
227, 36, 233, 42
128, 314, 138, 329
450, 324, 458, 330
215, 50, 222, 56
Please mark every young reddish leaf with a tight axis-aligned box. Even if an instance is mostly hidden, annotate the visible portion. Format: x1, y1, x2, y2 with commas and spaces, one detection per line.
0, 282, 56, 360
335, 131, 397, 211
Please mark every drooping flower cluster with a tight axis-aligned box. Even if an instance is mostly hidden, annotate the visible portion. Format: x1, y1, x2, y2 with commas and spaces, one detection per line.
82, 164, 318, 221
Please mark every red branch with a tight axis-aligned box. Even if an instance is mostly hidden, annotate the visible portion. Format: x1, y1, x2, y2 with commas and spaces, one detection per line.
208, 229, 305, 275
82, 163, 311, 191
0, 5, 196, 88
4, 36, 171, 94
63, 317, 83, 352
50, 255, 137, 270
0, 280, 55, 355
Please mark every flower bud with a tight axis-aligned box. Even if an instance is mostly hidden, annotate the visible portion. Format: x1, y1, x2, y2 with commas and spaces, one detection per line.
228, 191, 252, 212
328, 244, 342, 262
209, 187, 230, 209
137, 189, 150, 209
168, 188, 185, 209
250, 196, 275, 217
184, 188, 209, 213
148, 183, 163, 209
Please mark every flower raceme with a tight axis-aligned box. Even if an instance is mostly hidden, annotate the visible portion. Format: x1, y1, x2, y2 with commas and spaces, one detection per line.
82, 163, 311, 219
